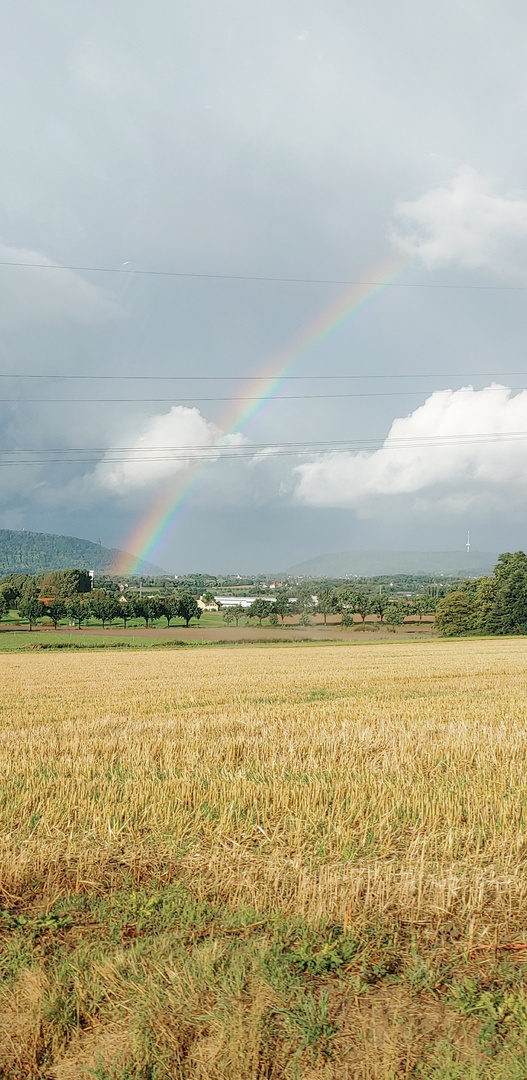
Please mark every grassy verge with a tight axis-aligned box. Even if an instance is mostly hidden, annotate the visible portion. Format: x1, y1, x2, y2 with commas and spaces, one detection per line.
4, 877, 527, 1080
0, 633, 352, 652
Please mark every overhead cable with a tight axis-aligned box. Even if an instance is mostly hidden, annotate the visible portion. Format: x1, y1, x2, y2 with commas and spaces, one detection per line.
3, 429, 527, 466
1, 371, 526, 381
1, 386, 527, 404
1, 259, 527, 291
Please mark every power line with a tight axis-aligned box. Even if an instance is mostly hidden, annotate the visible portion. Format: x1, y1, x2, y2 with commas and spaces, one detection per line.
3, 430, 527, 466
0, 438, 385, 453
2, 259, 527, 291
1, 386, 526, 404
0, 370, 526, 381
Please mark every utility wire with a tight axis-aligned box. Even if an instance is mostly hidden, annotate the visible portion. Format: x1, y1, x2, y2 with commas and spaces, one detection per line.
1, 386, 526, 404
1, 259, 527, 291
3, 430, 527, 466
0, 371, 526, 381
2, 430, 527, 453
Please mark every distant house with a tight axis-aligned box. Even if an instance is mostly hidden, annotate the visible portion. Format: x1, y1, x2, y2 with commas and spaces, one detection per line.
198, 597, 220, 611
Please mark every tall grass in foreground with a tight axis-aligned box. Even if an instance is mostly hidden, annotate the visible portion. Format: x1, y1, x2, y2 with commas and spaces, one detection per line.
2, 640, 527, 1077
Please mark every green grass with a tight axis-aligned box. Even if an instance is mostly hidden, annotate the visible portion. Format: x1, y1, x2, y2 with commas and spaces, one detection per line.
0, 633, 355, 652
3, 879, 527, 1078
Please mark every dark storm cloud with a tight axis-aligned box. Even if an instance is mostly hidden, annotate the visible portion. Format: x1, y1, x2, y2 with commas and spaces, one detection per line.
1, 1, 527, 569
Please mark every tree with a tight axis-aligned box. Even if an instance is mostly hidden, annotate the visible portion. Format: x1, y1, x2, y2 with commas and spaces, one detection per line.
337, 586, 357, 622
230, 604, 245, 626
353, 593, 372, 623
248, 599, 269, 625
385, 604, 405, 632
222, 609, 235, 625
46, 598, 66, 629
341, 612, 354, 628
0, 593, 7, 619
396, 599, 411, 620
474, 576, 497, 630
65, 597, 86, 629
414, 595, 430, 623
133, 598, 148, 627
146, 597, 163, 626
176, 591, 202, 627
21, 579, 40, 600
435, 589, 474, 636
371, 593, 390, 623
159, 597, 179, 628
118, 598, 135, 629
268, 611, 279, 626
134, 596, 162, 628
316, 586, 339, 625
0, 574, 30, 605
486, 552, 527, 635
0, 584, 17, 609
88, 596, 119, 629
273, 590, 291, 624
41, 572, 61, 597
295, 586, 315, 617
19, 596, 44, 631
45, 569, 92, 597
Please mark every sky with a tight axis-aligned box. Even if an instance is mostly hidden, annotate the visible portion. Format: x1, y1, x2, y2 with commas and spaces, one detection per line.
2, 0, 527, 573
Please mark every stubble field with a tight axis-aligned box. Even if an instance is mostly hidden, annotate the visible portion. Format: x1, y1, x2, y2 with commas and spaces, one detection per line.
2, 639, 527, 1078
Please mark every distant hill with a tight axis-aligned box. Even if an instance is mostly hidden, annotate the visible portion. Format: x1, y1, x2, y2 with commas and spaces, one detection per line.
286, 550, 498, 578
0, 529, 166, 577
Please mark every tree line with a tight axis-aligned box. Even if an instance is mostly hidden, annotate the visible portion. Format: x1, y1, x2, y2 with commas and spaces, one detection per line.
0, 571, 439, 630
221, 586, 437, 628
435, 552, 527, 636
0, 571, 202, 630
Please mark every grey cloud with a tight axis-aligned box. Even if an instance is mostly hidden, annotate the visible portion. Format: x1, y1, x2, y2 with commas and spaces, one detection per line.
2, 2, 527, 567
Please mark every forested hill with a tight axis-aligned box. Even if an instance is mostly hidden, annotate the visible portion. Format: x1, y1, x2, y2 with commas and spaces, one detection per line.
286, 550, 498, 577
0, 530, 165, 576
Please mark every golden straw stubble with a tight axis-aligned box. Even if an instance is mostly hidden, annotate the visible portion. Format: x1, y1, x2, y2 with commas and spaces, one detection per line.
1, 639, 527, 932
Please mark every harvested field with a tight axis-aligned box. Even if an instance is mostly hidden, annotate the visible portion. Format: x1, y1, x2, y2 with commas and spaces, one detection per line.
2, 639, 527, 1077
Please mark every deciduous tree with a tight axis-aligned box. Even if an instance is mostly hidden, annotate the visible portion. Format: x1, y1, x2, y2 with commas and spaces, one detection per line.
385, 604, 405, 632
435, 589, 474, 636
160, 597, 179, 628
65, 597, 86, 629
486, 552, 527, 635
316, 586, 339, 625
19, 596, 44, 630
247, 598, 269, 625
372, 594, 390, 623
353, 593, 372, 623
118, 598, 135, 629
46, 598, 66, 629
176, 591, 202, 627
273, 590, 291, 624
230, 604, 245, 626
88, 596, 119, 629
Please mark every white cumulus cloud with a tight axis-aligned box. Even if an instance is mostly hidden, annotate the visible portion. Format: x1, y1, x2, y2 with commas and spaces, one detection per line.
294, 385, 527, 513
391, 167, 527, 271
92, 405, 243, 495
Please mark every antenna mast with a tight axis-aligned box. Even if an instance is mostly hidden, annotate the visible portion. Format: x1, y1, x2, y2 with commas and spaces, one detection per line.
466, 531, 471, 554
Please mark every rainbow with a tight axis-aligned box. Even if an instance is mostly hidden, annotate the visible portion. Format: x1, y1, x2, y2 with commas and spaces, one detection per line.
112, 254, 402, 574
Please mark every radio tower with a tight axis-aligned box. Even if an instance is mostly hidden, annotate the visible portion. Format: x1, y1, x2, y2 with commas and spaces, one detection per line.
466, 531, 471, 554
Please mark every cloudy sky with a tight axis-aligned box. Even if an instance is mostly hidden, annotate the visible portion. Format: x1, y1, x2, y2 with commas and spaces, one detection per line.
2, 0, 527, 572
